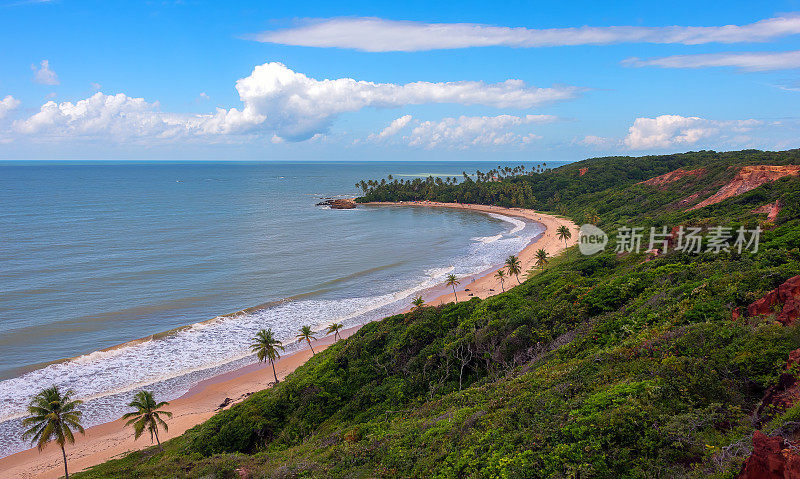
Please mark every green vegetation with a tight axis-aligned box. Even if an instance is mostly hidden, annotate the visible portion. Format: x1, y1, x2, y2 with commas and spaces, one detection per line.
23, 386, 84, 479
121, 391, 172, 449
75, 149, 800, 478
251, 329, 285, 384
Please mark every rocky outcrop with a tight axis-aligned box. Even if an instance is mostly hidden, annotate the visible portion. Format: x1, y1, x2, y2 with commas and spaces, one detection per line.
579, 167, 588, 177
640, 167, 705, 187
690, 165, 800, 211
316, 198, 357, 209
747, 276, 800, 325
753, 200, 783, 222
737, 431, 800, 479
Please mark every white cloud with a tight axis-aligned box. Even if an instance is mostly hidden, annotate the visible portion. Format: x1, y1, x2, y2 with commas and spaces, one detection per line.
623, 115, 762, 150
252, 15, 800, 52
0, 95, 21, 119
405, 114, 555, 149
367, 114, 413, 141
623, 50, 800, 71
12, 62, 580, 143
579, 135, 618, 149
31, 60, 59, 85
14, 92, 192, 140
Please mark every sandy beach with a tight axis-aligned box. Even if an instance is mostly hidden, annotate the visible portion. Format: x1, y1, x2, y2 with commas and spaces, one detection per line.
0, 203, 577, 479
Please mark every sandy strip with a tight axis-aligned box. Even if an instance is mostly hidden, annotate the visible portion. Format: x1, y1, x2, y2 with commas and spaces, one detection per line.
0, 203, 577, 479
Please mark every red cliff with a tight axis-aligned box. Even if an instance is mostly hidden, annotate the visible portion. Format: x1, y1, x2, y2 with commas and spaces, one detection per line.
690, 165, 800, 211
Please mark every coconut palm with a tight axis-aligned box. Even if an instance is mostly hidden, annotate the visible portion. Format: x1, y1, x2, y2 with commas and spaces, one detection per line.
251, 328, 285, 384
557, 225, 572, 248
411, 296, 426, 310
297, 325, 318, 355
326, 323, 344, 342
22, 386, 84, 479
121, 391, 172, 449
535, 248, 549, 270
445, 273, 460, 301
505, 255, 522, 284
494, 269, 507, 292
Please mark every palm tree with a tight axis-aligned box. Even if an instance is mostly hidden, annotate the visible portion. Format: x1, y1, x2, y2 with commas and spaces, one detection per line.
585, 210, 601, 225
121, 391, 172, 450
326, 323, 344, 342
297, 325, 317, 355
505, 255, 522, 284
22, 386, 84, 479
251, 328, 285, 384
535, 248, 549, 269
557, 225, 572, 248
494, 269, 507, 292
411, 296, 426, 310
445, 273, 460, 301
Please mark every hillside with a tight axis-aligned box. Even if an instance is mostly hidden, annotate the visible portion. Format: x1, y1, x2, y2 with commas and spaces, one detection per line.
76, 149, 800, 479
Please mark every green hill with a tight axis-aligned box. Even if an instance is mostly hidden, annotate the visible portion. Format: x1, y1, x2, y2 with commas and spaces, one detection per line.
75, 149, 800, 478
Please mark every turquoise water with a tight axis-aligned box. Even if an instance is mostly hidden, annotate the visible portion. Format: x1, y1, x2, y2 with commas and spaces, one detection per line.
0, 161, 561, 457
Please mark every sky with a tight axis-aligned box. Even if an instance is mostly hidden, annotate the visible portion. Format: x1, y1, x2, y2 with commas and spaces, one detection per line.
1, 0, 800, 161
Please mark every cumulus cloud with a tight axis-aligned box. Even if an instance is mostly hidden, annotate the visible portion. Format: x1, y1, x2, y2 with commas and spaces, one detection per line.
367, 114, 413, 142
623, 50, 800, 72
0, 95, 21, 119
12, 62, 580, 142
31, 60, 59, 85
252, 15, 800, 52
623, 115, 762, 150
404, 114, 555, 149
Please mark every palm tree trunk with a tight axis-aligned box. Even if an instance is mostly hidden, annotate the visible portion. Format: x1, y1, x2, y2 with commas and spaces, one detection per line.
154, 426, 162, 449
516, 274, 521, 284
307, 339, 315, 355
61, 443, 69, 479
452, 286, 457, 301
270, 359, 279, 384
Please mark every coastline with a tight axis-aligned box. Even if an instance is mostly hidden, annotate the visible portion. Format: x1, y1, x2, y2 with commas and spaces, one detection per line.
0, 203, 577, 479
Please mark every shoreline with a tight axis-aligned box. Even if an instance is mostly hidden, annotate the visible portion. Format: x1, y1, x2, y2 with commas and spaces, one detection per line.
0, 203, 577, 479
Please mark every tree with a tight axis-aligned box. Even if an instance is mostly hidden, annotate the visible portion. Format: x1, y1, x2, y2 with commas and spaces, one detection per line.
494, 269, 507, 292
121, 391, 172, 450
297, 326, 318, 355
326, 323, 344, 342
411, 296, 426, 310
505, 255, 522, 284
445, 273, 460, 301
22, 386, 84, 479
535, 248, 549, 270
251, 328, 285, 384
557, 225, 572, 248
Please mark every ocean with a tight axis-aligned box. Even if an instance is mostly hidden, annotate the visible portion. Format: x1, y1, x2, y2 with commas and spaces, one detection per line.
0, 160, 562, 458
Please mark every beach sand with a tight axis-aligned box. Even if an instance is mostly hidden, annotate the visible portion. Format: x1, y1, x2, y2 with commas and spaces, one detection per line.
0, 203, 577, 479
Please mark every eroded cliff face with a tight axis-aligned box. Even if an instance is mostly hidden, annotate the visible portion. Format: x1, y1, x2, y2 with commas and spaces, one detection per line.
689, 165, 800, 211
638, 167, 706, 187
745, 276, 800, 326
753, 200, 783, 222
737, 431, 800, 479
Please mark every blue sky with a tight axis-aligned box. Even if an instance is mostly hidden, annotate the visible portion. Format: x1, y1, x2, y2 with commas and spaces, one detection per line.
1, 0, 800, 161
